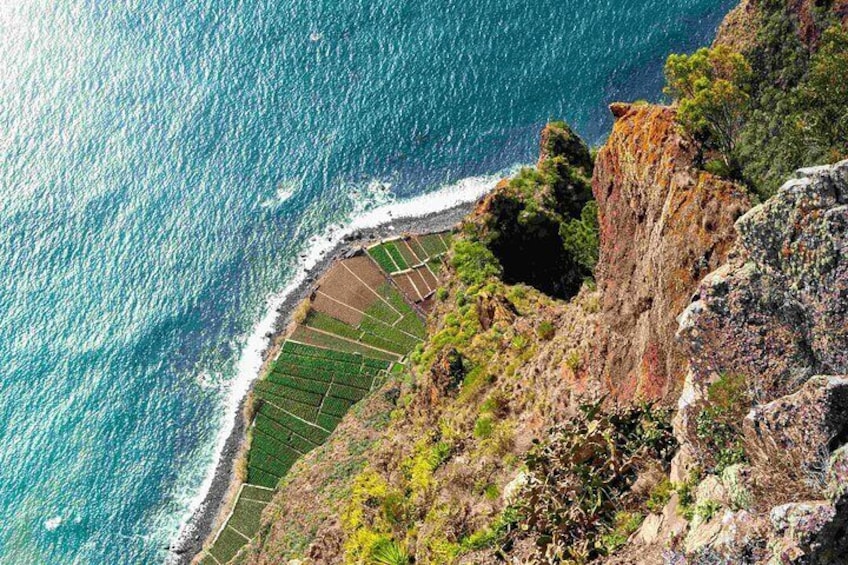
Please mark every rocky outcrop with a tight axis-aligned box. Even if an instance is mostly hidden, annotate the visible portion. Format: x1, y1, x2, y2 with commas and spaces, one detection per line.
591, 103, 750, 403
679, 162, 848, 410
471, 121, 594, 299
663, 161, 848, 563
744, 376, 848, 476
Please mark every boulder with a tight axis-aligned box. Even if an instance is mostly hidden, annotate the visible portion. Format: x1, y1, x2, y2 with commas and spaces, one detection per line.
744, 376, 848, 477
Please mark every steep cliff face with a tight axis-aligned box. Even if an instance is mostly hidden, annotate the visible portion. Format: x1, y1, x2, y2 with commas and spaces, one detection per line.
591, 103, 749, 403
627, 161, 848, 564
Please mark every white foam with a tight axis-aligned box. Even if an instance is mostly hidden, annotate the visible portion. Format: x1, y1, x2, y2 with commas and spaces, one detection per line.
170, 166, 520, 553
44, 516, 62, 531
259, 178, 302, 209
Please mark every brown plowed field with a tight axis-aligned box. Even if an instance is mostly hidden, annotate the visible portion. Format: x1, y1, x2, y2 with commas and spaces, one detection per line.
317, 264, 379, 312
417, 265, 439, 290
312, 292, 364, 325
342, 256, 386, 289
392, 273, 423, 302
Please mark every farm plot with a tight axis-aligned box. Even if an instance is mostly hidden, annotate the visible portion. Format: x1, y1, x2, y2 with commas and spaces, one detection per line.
367, 234, 450, 277
202, 484, 273, 564
203, 232, 452, 564
391, 263, 442, 304
302, 256, 426, 357
245, 341, 393, 488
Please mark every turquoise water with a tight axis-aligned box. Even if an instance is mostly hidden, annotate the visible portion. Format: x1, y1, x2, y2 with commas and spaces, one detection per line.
0, 1, 733, 562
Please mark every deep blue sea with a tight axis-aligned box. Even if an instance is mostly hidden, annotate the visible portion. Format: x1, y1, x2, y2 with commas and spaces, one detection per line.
0, 1, 733, 562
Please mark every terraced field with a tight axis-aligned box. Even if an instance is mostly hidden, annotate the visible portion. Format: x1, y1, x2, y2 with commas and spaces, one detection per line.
367, 233, 451, 306
200, 233, 450, 564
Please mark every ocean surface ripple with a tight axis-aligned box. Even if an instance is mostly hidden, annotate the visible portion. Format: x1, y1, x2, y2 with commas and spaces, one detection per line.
0, 0, 733, 562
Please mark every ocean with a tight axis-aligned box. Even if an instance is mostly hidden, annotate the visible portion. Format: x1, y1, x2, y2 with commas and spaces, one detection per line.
0, 1, 733, 562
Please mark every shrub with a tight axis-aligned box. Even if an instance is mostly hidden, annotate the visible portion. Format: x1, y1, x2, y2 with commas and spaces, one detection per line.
694, 373, 749, 473
474, 415, 494, 440
450, 239, 502, 286
560, 200, 600, 274
664, 45, 753, 166
371, 539, 410, 565
510, 401, 676, 561
598, 512, 644, 555
536, 320, 556, 340
794, 26, 848, 162
703, 158, 732, 178
694, 499, 722, 523
647, 478, 673, 513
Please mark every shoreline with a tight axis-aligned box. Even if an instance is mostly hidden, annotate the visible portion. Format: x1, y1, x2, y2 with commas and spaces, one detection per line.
168, 198, 483, 564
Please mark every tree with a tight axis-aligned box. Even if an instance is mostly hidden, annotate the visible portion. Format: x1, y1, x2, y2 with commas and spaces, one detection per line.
664, 46, 753, 166
560, 200, 599, 275
795, 26, 848, 161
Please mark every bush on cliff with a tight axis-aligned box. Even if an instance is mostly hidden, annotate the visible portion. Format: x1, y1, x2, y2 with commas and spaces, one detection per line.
666, 3, 848, 198
450, 239, 502, 286
664, 45, 753, 170
508, 401, 676, 562
560, 200, 600, 275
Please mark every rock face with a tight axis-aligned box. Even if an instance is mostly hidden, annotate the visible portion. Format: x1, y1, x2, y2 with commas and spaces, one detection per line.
680, 162, 848, 406
591, 103, 750, 402
670, 161, 848, 563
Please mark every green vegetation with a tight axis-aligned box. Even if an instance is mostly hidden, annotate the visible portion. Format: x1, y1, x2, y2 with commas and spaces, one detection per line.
536, 320, 555, 340
206, 235, 441, 563
598, 512, 644, 554
450, 239, 502, 286
665, 7, 848, 197
694, 499, 722, 523
664, 45, 753, 167
418, 233, 449, 257
647, 477, 673, 513
304, 309, 420, 355
368, 243, 401, 274
560, 200, 600, 274
694, 373, 749, 474
372, 539, 411, 565
510, 401, 675, 562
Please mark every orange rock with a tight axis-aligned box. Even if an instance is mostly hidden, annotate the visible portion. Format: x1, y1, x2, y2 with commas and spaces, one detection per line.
590, 104, 750, 404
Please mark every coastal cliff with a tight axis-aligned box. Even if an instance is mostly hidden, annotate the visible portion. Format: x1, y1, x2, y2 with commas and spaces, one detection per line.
198, 1, 848, 563
591, 103, 749, 403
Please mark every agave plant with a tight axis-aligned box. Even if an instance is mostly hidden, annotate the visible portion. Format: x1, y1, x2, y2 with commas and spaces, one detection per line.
371, 539, 410, 565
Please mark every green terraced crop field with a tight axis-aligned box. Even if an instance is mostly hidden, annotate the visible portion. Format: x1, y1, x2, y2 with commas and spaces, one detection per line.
201, 232, 452, 564
366, 232, 451, 275
202, 484, 275, 564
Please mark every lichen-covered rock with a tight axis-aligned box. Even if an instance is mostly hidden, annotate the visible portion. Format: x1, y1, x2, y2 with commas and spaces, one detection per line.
826, 445, 848, 503
721, 464, 754, 511
668, 162, 848, 564
767, 501, 848, 564
680, 162, 848, 405
591, 103, 750, 403
743, 376, 848, 480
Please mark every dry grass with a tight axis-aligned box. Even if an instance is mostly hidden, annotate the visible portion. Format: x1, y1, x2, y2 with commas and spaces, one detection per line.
292, 297, 311, 324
